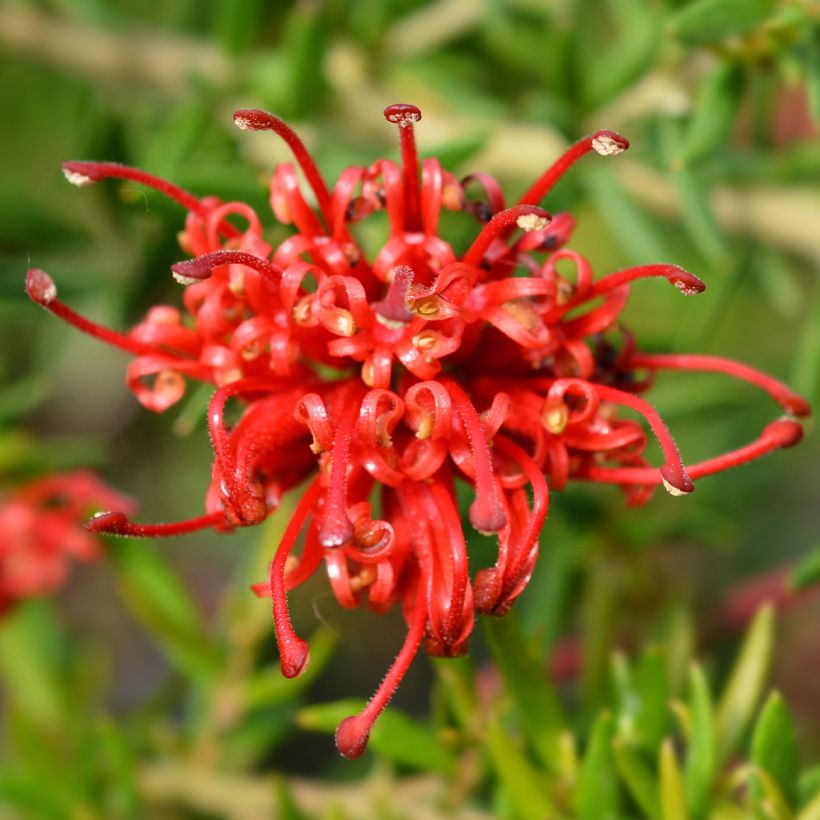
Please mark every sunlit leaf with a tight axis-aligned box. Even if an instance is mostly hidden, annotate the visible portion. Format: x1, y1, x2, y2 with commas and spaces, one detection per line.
669, 0, 775, 45
486, 711, 558, 820
577, 712, 618, 820
680, 63, 745, 166
483, 613, 563, 770
111, 540, 222, 682
685, 665, 716, 820
751, 692, 799, 810
660, 739, 690, 820
716, 604, 775, 763
613, 737, 660, 819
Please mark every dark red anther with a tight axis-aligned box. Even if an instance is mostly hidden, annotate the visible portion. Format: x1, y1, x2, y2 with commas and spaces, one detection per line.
372, 265, 415, 326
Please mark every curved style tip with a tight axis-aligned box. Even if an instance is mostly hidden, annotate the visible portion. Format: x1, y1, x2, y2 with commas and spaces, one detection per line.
590, 130, 629, 157
171, 258, 212, 285
85, 510, 128, 533
766, 418, 804, 448
233, 109, 274, 131
26, 268, 58, 305
280, 638, 311, 679
668, 267, 706, 295
335, 715, 370, 760
660, 465, 695, 497
469, 500, 507, 534
383, 103, 422, 126
61, 161, 98, 187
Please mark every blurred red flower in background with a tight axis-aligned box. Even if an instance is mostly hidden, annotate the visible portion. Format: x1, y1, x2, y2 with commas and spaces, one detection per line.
0, 471, 133, 614
27, 103, 809, 757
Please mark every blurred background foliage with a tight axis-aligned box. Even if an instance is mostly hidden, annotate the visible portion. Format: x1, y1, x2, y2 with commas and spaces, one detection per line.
0, 0, 819, 817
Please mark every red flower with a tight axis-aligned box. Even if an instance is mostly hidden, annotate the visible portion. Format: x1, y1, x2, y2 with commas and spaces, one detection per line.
28, 104, 809, 757
0, 471, 133, 614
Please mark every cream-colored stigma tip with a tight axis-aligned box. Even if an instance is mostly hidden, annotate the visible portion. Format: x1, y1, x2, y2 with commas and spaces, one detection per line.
516, 213, 549, 232
62, 168, 94, 187
27, 269, 58, 304
591, 135, 626, 157
172, 271, 199, 286
233, 115, 253, 130
662, 476, 690, 497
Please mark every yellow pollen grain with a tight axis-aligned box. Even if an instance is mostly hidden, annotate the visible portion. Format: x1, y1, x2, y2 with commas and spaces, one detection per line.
542, 403, 569, 435
334, 312, 356, 336
414, 298, 440, 317
412, 332, 437, 350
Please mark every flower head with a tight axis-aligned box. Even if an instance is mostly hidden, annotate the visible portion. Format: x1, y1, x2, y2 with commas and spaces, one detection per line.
28, 104, 809, 757
0, 471, 133, 613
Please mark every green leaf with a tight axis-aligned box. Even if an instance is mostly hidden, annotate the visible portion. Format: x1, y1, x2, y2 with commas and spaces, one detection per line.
635, 647, 671, 751
798, 23, 820, 124
485, 712, 558, 820
660, 740, 690, 820
577, 713, 618, 820
790, 546, 820, 592
751, 766, 793, 820
0, 604, 64, 727
210, 0, 264, 55
273, 775, 311, 820
717, 604, 774, 761
431, 654, 478, 732
675, 169, 729, 272
716, 604, 775, 763
680, 63, 746, 166
111, 541, 221, 682
584, 169, 672, 264
613, 738, 660, 819
244, 627, 337, 709
297, 700, 456, 774
751, 692, 799, 809
799, 766, 820, 808
685, 665, 716, 820
482, 613, 563, 770
669, 0, 775, 45
797, 789, 820, 820
579, 0, 662, 110
0, 772, 66, 820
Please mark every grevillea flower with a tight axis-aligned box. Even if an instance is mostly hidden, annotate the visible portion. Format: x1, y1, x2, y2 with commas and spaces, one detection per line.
0, 471, 133, 614
28, 103, 809, 757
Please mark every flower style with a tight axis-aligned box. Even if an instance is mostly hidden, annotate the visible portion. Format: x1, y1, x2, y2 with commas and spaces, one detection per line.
27, 103, 809, 757
0, 471, 133, 614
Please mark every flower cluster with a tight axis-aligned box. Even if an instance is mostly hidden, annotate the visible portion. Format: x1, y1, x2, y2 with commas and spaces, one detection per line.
28, 103, 809, 757
0, 471, 133, 614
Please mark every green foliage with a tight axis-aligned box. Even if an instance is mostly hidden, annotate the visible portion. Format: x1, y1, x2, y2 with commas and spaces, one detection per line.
0, 0, 818, 817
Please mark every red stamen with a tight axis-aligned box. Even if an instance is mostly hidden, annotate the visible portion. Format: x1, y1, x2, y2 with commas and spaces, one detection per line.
62, 161, 240, 238
592, 383, 694, 495
462, 205, 551, 267
233, 109, 333, 224
318, 405, 359, 548
443, 379, 506, 533
577, 418, 803, 486
586, 264, 705, 300
627, 354, 810, 417
171, 250, 282, 285
383, 104, 423, 233
26, 269, 161, 358
271, 479, 323, 678
517, 129, 629, 206
334, 579, 428, 759
85, 510, 225, 537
